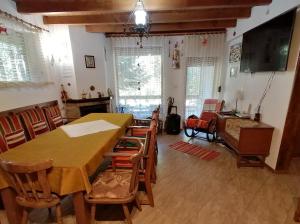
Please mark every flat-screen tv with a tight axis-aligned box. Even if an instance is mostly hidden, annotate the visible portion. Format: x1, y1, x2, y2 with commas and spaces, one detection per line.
240, 9, 296, 73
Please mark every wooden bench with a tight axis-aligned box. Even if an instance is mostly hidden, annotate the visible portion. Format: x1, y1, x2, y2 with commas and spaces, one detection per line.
217, 114, 274, 167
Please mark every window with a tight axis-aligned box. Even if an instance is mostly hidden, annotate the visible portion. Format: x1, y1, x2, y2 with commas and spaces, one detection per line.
0, 32, 30, 82
0, 30, 49, 87
185, 57, 217, 117
114, 47, 162, 118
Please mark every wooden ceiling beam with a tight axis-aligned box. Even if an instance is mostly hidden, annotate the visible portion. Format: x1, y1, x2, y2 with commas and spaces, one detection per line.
85, 20, 237, 33
16, 0, 272, 14
43, 8, 251, 25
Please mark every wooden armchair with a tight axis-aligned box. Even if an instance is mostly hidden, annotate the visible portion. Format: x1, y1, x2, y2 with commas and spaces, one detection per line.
184, 99, 224, 141
85, 144, 143, 224
0, 160, 62, 224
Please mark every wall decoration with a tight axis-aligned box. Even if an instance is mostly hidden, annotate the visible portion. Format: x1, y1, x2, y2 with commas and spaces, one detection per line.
172, 42, 180, 69
229, 43, 242, 63
85, 55, 95, 68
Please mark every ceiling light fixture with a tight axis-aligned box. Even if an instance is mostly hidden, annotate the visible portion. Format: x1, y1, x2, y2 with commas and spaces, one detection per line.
124, 0, 150, 48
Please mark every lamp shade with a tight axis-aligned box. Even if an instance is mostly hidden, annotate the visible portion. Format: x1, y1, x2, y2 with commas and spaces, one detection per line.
134, 1, 147, 25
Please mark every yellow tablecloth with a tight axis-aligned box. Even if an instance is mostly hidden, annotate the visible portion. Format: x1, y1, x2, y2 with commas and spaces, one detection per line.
0, 113, 133, 195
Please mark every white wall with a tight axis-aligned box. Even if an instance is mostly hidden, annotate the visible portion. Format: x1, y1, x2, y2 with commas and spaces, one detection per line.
69, 26, 107, 98
0, 0, 61, 111
223, 0, 300, 169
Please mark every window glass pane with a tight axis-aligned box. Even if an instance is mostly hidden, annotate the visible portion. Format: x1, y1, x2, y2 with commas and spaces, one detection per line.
185, 60, 215, 118
115, 52, 162, 118
0, 32, 30, 82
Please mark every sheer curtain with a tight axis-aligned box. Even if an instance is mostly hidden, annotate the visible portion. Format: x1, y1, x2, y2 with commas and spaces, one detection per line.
184, 34, 225, 117
0, 14, 52, 88
111, 37, 164, 118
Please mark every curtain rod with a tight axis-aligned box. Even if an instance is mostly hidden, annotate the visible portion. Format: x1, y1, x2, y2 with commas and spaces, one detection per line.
105, 30, 225, 37
0, 9, 49, 32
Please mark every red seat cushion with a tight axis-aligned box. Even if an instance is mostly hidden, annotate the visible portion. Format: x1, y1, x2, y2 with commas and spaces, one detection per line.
112, 150, 139, 168
186, 118, 199, 128
197, 120, 209, 129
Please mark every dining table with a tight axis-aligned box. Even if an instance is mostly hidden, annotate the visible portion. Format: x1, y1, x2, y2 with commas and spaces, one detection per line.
0, 113, 133, 224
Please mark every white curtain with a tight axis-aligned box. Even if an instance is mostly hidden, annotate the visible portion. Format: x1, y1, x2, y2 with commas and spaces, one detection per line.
111, 36, 164, 118
0, 16, 52, 88
184, 33, 225, 117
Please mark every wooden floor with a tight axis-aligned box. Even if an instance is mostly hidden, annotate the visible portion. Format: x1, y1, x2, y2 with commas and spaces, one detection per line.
1, 132, 300, 224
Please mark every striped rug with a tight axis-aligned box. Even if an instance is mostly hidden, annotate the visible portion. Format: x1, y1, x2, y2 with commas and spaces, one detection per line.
169, 141, 220, 161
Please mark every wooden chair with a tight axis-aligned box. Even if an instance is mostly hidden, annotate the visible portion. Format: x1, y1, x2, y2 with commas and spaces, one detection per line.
130, 106, 160, 166
85, 143, 143, 224
19, 107, 50, 140
43, 104, 64, 131
0, 114, 27, 152
0, 160, 63, 224
113, 120, 157, 207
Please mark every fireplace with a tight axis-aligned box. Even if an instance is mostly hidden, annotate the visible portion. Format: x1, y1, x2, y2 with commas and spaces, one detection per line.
65, 97, 112, 122
79, 104, 107, 116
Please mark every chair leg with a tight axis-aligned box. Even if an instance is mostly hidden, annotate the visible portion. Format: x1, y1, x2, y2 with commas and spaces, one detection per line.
122, 204, 132, 224
55, 204, 63, 224
21, 208, 28, 224
145, 179, 154, 207
91, 204, 96, 224
135, 196, 142, 211
151, 163, 157, 184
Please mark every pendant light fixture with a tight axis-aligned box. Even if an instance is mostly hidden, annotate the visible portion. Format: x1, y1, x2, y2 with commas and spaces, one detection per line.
124, 0, 150, 48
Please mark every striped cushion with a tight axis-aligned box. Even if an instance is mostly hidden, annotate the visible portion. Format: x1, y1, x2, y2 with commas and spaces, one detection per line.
32, 121, 49, 135
0, 114, 26, 149
20, 107, 49, 139
43, 105, 63, 130
5, 129, 26, 149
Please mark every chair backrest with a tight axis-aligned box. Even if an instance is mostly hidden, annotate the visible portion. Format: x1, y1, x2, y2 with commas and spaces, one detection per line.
19, 107, 50, 140
128, 152, 142, 194
43, 104, 63, 131
0, 160, 53, 202
0, 114, 27, 150
144, 120, 157, 180
202, 99, 224, 113
199, 99, 224, 122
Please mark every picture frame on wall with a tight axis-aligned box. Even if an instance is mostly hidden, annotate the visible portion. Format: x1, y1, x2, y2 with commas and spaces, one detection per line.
85, 55, 95, 68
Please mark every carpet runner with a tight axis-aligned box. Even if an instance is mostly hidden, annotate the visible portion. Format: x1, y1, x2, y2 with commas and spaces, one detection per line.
169, 141, 220, 161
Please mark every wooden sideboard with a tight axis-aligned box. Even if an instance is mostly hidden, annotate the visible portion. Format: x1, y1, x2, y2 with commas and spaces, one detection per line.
216, 114, 274, 167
